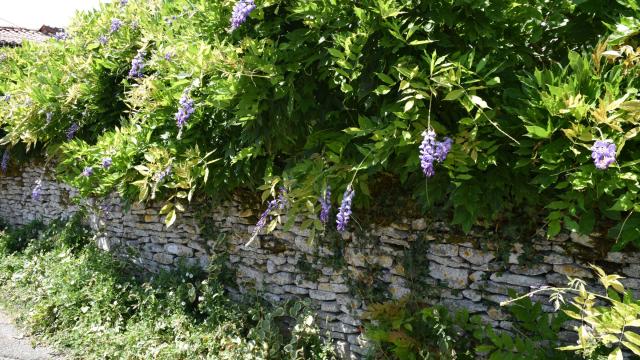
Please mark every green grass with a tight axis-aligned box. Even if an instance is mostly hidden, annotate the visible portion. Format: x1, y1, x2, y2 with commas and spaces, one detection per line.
0, 217, 336, 360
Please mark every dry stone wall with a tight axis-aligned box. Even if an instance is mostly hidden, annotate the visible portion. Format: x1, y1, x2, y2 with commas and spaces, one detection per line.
1, 164, 640, 359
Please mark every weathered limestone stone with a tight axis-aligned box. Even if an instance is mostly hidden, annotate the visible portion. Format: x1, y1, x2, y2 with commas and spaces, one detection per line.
510, 264, 552, 276
345, 248, 367, 268
442, 299, 487, 313
153, 253, 174, 265
267, 272, 294, 286
389, 284, 411, 300
429, 262, 468, 289
487, 306, 510, 321
489, 273, 546, 288
338, 314, 361, 327
570, 232, 595, 248
310, 290, 337, 301
553, 264, 593, 279
426, 254, 468, 268
623, 264, 640, 278
469, 270, 486, 282
459, 247, 495, 266
165, 243, 193, 257
462, 289, 482, 302
543, 253, 573, 265
429, 243, 459, 257
411, 218, 427, 231
318, 283, 350, 293
330, 322, 359, 334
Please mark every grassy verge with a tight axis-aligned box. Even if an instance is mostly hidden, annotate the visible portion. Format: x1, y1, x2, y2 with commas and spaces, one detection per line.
0, 216, 336, 359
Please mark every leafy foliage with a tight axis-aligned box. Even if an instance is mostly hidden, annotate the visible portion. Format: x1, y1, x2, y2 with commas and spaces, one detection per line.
1, 0, 640, 247
505, 264, 640, 359
362, 297, 575, 360
0, 218, 335, 359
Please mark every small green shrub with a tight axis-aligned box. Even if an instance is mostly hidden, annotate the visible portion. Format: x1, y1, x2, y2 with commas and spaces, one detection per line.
504, 265, 640, 359
363, 297, 575, 360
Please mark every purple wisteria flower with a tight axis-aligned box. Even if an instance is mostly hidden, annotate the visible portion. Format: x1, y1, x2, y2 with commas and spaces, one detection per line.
120, 0, 128, 6
1, 149, 9, 174
101, 157, 112, 169
128, 50, 145, 78
336, 185, 355, 232
99, 35, 109, 45
230, 0, 256, 31
81, 166, 94, 177
110, 18, 123, 33
591, 139, 617, 170
3, 94, 10, 102
419, 129, 452, 177
164, 52, 173, 61
254, 199, 277, 237
32, 181, 42, 201
66, 123, 80, 140
157, 165, 171, 181
252, 188, 288, 238
53, 31, 67, 41
175, 93, 195, 129
319, 187, 331, 224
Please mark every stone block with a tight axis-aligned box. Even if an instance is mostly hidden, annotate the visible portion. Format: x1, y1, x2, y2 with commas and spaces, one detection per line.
310, 290, 337, 301
429, 243, 459, 257
429, 262, 468, 289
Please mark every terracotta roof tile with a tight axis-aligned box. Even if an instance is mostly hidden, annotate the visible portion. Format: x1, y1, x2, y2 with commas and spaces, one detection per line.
0, 27, 51, 46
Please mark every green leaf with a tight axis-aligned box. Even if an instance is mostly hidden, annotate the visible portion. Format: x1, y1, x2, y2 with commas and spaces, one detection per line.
375, 72, 395, 85
548, 220, 561, 237
404, 99, 415, 112
525, 125, 551, 139
608, 348, 622, 360
625, 331, 640, 347
159, 203, 173, 215
165, 209, 177, 227
623, 341, 640, 356
444, 89, 465, 101
470, 95, 489, 109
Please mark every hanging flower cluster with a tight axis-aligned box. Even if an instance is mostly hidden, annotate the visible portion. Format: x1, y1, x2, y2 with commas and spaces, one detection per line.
156, 165, 172, 181
336, 186, 355, 232
591, 140, 616, 170
1, 149, 9, 174
175, 93, 195, 129
101, 157, 113, 169
419, 129, 452, 177
230, 0, 256, 31
53, 32, 67, 41
318, 187, 331, 224
66, 123, 80, 140
81, 166, 94, 177
32, 180, 42, 201
128, 50, 145, 78
99, 35, 109, 45
110, 18, 123, 33
252, 188, 288, 239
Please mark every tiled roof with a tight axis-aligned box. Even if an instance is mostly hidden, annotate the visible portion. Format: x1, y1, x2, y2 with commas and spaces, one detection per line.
0, 27, 51, 47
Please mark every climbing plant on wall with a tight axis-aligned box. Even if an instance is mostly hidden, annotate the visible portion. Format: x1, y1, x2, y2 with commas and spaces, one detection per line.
0, 0, 640, 250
